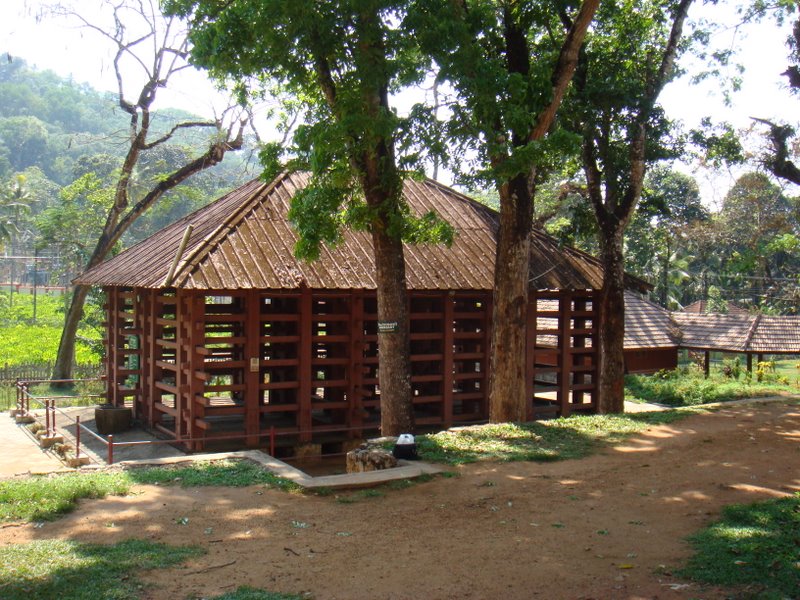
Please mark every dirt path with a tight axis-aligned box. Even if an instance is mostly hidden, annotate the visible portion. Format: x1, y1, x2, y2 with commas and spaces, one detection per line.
2, 401, 799, 600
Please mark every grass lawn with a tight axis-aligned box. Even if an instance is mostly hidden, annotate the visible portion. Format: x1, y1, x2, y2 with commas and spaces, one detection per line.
416, 409, 697, 465
0, 472, 131, 522
680, 493, 800, 598
0, 538, 203, 600
0, 461, 297, 523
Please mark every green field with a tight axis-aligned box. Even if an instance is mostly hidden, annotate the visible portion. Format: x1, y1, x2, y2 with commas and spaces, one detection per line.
0, 291, 102, 366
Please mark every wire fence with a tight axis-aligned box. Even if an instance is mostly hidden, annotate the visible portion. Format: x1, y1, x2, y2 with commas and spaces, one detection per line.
0, 363, 103, 410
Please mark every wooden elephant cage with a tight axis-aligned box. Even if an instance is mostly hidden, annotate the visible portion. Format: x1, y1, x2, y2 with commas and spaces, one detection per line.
104, 286, 598, 453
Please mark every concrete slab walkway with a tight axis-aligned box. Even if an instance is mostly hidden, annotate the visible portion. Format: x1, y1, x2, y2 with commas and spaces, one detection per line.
0, 413, 68, 477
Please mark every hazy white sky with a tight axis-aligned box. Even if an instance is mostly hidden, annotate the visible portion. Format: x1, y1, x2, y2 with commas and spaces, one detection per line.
0, 0, 797, 204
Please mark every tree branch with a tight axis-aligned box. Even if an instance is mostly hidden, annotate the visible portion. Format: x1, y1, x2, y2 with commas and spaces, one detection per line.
98, 122, 247, 263
528, 0, 601, 142
753, 117, 800, 186
141, 120, 218, 150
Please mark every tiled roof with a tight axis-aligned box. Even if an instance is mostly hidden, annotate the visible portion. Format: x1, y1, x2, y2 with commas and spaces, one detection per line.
624, 292, 680, 349
682, 300, 749, 315
671, 312, 800, 354
76, 171, 649, 293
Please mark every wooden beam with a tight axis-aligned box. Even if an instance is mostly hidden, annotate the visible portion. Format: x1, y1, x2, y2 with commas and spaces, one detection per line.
525, 291, 536, 421
245, 289, 261, 447
443, 292, 454, 428
559, 292, 573, 417
349, 290, 364, 438
188, 293, 206, 451
105, 287, 117, 406
298, 287, 313, 442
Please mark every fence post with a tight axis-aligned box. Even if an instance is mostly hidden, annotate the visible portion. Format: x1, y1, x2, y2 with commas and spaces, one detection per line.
45, 399, 50, 436
107, 434, 114, 465
75, 415, 81, 460
270, 426, 275, 457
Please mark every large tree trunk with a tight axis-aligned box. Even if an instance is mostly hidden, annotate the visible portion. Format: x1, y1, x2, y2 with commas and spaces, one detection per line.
372, 223, 413, 435
597, 224, 626, 414
489, 174, 533, 423
52, 284, 91, 382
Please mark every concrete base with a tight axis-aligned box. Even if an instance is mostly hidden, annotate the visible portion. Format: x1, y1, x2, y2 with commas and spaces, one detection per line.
15, 415, 35, 424
40, 435, 64, 449
120, 450, 448, 491
8, 409, 19, 418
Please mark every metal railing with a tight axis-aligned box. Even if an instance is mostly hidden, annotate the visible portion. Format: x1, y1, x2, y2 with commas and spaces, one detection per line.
14, 378, 390, 466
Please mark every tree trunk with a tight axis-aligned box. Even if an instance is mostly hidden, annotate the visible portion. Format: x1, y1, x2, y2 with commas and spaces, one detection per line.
597, 224, 626, 414
489, 174, 533, 423
51, 284, 91, 384
371, 223, 413, 436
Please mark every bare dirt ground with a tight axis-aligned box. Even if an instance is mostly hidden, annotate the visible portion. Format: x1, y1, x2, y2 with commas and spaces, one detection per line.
2, 400, 799, 600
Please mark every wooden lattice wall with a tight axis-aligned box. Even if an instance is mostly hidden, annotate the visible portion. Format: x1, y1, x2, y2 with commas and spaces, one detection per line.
103, 286, 597, 450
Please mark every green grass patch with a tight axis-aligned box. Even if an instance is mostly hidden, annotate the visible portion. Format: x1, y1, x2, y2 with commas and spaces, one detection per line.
128, 460, 300, 492
625, 367, 797, 407
203, 587, 304, 600
417, 410, 696, 465
679, 493, 800, 598
0, 472, 131, 522
0, 538, 202, 600
0, 461, 299, 523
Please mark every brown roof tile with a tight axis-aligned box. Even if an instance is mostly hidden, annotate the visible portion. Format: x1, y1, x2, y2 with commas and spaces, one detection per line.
624, 292, 679, 349
76, 172, 650, 293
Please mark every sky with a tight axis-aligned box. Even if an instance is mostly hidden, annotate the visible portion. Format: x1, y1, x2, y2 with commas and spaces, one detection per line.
0, 0, 797, 207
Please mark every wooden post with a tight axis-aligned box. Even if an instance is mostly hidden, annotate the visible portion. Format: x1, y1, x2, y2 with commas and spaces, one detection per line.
298, 287, 313, 442
106, 287, 119, 406
174, 291, 185, 441
187, 293, 206, 451
525, 291, 536, 421
245, 289, 261, 447
145, 290, 158, 426
572, 295, 587, 408
349, 290, 365, 438
443, 292, 454, 428
746, 353, 753, 373
482, 292, 493, 421
559, 292, 573, 417
75, 415, 81, 460
704, 351, 710, 378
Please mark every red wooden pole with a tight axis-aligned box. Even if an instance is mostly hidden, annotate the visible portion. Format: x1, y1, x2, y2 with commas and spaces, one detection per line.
45, 399, 50, 436
75, 415, 81, 460
270, 426, 275, 457
107, 434, 114, 465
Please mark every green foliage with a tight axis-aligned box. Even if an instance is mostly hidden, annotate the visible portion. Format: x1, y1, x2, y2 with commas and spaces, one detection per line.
0, 292, 102, 365
706, 285, 728, 313
167, 0, 450, 262
0, 538, 203, 600
128, 460, 300, 492
417, 410, 693, 465
679, 494, 800, 598
0, 472, 130, 522
407, 0, 585, 188
624, 366, 795, 407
